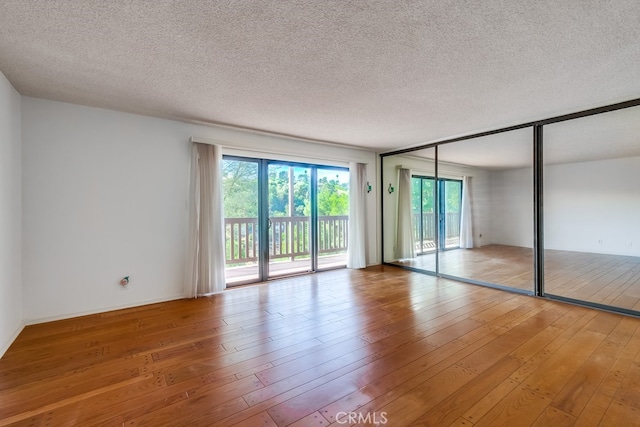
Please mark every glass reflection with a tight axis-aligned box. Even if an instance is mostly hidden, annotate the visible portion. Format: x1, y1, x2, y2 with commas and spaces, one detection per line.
437, 129, 534, 292
382, 147, 436, 273
383, 128, 534, 294
544, 105, 640, 310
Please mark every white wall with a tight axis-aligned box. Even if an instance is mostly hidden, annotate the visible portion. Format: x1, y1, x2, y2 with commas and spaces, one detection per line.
0, 72, 23, 357
489, 167, 534, 248
545, 156, 640, 256
381, 154, 492, 262
488, 157, 640, 256
22, 97, 378, 323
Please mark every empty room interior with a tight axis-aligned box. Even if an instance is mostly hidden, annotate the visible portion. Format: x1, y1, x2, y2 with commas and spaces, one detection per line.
1, 1, 640, 426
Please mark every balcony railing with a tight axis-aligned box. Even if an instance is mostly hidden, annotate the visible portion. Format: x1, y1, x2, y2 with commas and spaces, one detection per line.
413, 212, 461, 250
225, 215, 348, 264
413, 212, 461, 240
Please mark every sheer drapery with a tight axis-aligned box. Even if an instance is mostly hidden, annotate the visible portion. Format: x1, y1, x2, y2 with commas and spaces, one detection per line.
185, 143, 226, 297
396, 168, 415, 260
459, 175, 474, 249
347, 162, 367, 268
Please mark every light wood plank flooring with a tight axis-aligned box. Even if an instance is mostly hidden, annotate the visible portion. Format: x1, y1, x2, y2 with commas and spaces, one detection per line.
393, 245, 640, 311
1, 266, 640, 426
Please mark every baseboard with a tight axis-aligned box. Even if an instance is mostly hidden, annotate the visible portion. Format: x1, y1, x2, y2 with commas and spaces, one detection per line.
0, 321, 25, 359
24, 294, 186, 326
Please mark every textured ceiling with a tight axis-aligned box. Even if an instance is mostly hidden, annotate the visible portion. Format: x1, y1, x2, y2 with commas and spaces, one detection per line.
399, 103, 640, 170
1, 0, 640, 151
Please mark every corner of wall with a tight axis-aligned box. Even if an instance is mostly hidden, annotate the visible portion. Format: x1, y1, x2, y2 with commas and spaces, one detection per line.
0, 71, 24, 359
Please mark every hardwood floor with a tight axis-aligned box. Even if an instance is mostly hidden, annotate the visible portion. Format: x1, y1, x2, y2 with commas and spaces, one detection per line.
2, 266, 640, 426
392, 245, 640, 311
391, 245, 535, 291
545, 249, 640, 310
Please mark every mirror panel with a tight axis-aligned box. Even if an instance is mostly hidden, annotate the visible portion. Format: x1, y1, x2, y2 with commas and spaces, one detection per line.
543, 105, 640, 310
382, 147, 436, 273
437, 128, 534, 292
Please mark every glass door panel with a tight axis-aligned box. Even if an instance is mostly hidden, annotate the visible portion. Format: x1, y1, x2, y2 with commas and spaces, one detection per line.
222, 159, 260, 285
317, 169, 350, 270
268, 164, 312, 277
223, 156, 350, 284
412, 177, 436, 255
441, 180, 462, 250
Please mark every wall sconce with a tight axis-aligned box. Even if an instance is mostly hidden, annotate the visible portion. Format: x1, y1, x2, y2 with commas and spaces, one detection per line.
367, 182, 372, 193
388, 184, 395, 194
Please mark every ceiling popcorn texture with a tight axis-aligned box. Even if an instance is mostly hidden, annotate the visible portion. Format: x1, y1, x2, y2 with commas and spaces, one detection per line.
1, 0, 639, 151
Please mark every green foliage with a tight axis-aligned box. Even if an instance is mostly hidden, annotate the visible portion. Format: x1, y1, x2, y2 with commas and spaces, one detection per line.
444, 180, 461, 212
412, 177, 435, 213
223, 160, 349, 219
268, 165, 310, 216
222, 160, 258, 218
317, 175, 349, 216
411, 177, 461, 214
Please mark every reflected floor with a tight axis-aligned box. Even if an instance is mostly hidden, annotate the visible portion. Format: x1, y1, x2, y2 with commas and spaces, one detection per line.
392, 245, 534, 291
545, 249, 640, 310
391, 244, 640, 311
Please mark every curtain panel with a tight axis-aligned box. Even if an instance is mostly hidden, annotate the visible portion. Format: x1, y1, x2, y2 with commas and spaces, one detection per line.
396, 168, 415, 260
459, 175, 474, 249
185, 143, 226, 297
347, 162, 367, 268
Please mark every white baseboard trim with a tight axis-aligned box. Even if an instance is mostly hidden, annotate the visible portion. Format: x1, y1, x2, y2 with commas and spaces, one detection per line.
24, 294, 186, 326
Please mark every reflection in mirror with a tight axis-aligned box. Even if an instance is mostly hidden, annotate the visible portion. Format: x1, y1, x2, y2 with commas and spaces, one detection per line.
437, 128, 534, 292
382, 127, 535, 294
382, 147, 436, 273
544, 105, 640, 310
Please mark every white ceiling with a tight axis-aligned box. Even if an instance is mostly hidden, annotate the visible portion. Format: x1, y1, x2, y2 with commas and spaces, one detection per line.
1, 1, 640, 152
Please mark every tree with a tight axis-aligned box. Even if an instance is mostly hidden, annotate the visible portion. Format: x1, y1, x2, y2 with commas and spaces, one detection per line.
317, 175, 348, 216
223, 161, 349, 218
223, 160, 258, 218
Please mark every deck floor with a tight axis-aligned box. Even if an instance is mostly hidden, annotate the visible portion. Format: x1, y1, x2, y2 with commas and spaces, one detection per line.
226, 254, 347, 284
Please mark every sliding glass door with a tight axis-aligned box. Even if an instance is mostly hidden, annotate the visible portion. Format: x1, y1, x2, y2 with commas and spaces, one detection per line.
317, 169, 350, 269
439, 179, 462, 250
412, 176, 461, 253
412, 176, 436, 255
222, 158, 260, 284
223, 157, 348, 285
267, 164, 312, 278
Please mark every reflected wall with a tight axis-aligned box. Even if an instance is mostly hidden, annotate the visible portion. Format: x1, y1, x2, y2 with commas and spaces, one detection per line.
543, 105, 640, 311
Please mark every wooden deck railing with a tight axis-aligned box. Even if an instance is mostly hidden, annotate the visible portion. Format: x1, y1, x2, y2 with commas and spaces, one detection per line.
225, 217, 259, 264
225, 215, 348, 264
413, 212, 461, 240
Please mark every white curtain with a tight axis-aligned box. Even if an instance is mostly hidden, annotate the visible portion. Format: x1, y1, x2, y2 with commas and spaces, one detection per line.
347, 162, 367, 269
185, 143, 226, 297
459, 175, 474, 249
396, 168, 415, 260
